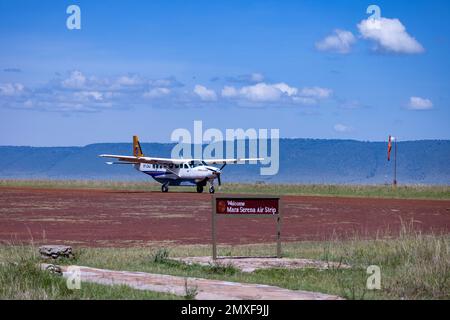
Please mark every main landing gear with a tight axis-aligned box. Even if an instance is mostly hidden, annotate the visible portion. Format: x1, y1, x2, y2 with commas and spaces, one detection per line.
161, 184, 169, 193
196, 185, 214, 194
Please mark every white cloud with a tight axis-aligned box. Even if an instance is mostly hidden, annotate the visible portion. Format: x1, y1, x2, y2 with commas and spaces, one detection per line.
222, 83, 297, 102
408, 96, 433, 110
221, 82, 332, 105
358, 17, 424, 54
1, 70, 333, 112
235, 83, 298, 101
62, 70, 87, 89
272, 83, 298, 96
0, 83, 24, 96
143, 87, 171, 98
1, 72, 187, 112
334, 123, 352, 133
315, 29, 356, 54
194, 85, 217, 101
239, 83, 283, 102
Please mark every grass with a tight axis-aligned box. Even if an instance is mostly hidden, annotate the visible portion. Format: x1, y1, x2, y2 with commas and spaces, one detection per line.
0, 245, 180, 300
1, 179, 450, 200
2, 224, 447, 300
76, 225, 450, 300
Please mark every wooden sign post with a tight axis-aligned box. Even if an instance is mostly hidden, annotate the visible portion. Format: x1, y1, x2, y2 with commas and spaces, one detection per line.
211, 195, 282, 260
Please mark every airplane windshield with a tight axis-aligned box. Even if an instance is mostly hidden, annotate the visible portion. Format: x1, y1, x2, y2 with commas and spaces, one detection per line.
190, 161, 203, 168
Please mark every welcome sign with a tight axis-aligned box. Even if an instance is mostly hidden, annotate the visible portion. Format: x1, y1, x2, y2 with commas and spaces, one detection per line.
212, 195, 282, 259
216, 198, 279, 215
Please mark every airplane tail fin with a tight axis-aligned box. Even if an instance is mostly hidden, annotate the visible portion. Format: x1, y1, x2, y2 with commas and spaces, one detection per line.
133, 135, 144, 157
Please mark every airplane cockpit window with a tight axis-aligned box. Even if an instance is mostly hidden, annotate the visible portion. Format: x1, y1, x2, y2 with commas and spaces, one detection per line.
190, 161, 202, 168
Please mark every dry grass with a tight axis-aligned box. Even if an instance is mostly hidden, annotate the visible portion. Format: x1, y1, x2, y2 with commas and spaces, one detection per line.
0, 222, 448, 300
1, 179, 449, 200
4, 223, 441, 300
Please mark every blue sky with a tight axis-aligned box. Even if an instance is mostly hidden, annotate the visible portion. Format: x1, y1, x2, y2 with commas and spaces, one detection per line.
0, 0, 449, 146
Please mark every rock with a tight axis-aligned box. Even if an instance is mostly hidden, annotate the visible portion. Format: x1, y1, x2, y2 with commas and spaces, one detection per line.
39, 245, 74, 259
44, 264, 63, 275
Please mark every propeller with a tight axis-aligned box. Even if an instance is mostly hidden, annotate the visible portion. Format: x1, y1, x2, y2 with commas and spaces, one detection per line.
217, 173, 222, 186
205, 167, 222, 186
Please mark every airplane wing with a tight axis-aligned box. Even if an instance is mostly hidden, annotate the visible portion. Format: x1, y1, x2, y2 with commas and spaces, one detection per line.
202, 158, 264, 164
99, 154, 194, 165
99, 154, 263, 165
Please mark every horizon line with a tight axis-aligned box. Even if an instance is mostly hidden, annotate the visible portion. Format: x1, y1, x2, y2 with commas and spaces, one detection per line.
1, 137, 450, 148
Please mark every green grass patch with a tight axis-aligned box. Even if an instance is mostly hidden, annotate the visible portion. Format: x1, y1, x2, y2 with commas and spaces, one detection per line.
0, 245, 179, 300
2, 224, 446, 300
1, 224, 449, 300
1, 179, 449, 200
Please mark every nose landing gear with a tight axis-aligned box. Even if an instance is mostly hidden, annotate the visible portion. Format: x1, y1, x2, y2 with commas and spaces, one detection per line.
209, 185, 215, 194
161, 183, 169, 193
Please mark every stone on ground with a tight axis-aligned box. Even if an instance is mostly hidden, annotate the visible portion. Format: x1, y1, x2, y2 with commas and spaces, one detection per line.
39, 245, 74, 259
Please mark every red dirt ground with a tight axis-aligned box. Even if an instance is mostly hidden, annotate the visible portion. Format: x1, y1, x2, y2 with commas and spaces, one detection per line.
1, 187, 449, 247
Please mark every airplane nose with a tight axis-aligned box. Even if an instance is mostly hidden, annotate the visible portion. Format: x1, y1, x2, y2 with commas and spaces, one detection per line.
207, 168, 222, 186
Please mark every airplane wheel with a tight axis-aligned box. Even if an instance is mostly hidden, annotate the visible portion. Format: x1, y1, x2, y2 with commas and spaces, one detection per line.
196, 185, 204, 193
209, 186, 215, 194
161, 185, 169, 193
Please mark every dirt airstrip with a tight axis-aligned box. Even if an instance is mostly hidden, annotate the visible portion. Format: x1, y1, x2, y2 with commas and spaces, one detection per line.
1, 187, 449, 246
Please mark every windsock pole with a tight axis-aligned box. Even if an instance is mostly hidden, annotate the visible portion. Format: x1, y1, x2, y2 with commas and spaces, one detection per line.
393, 138, 398, 186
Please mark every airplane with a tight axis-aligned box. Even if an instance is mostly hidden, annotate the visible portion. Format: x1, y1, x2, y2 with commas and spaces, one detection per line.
99, 136, 263, 193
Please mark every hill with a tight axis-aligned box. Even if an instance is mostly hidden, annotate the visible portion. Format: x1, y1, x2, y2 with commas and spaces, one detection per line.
0, 139, 449, 184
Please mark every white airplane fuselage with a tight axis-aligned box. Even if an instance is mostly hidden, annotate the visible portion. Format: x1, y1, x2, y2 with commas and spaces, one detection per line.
136, 163, 221, 187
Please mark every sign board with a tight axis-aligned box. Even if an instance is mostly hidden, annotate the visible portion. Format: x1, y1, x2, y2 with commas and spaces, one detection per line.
212, 195, 282, 259
215, 198, 279, 215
